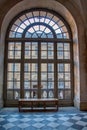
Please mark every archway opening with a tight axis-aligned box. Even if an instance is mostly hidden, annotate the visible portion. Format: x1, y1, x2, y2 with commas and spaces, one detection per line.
4, 8, 73, 106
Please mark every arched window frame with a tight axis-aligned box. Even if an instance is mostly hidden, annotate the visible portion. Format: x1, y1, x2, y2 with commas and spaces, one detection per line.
4, 8, 73, 106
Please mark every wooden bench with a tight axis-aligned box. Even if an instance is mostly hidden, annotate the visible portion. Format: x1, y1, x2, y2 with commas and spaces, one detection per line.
18, 98, 58, 112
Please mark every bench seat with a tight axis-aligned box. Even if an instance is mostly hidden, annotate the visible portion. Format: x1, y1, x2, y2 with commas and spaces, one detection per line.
18, 98, 58, 112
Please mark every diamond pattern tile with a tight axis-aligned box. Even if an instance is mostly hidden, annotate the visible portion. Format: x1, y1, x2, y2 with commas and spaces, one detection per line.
0, 107, 87, 130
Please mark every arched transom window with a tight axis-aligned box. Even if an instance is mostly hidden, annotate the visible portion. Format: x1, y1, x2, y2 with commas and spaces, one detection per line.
4, 8, 73, 106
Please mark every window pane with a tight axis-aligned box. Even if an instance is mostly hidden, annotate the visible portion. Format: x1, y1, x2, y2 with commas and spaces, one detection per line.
7, 91, 13, 99
57, 51, 63, 59
64, 51, 70, 59
48, 91, 54, 98
24, 82, 30, 89
65, 73, 70, 80
64, 43, 70, 50
8, 42, 14, 50
41, 90, 47, 98
65, 90, 71, 99
41, 43, 47, 50
48, 82, 54, 89
65, 64, 70, 72
7, 82, 13, 89
48, 64, 54, 72
58, 73, 64, 81
65, 82, 71, 89
57, 43, 63, 50
14, 73, 20, 81
31, 91, 37, 98
58, 64, 64, 72
31, 51, 38, 59
41, 82, 47, 89
48, 51, 54, 59
48, 73, 54, 81
41, 64, 47, 72
58, 90, 64, 99
7, 73, 13, 81
14, 91, 20, 99
41, 51, 47, 59
24, 73, 30, 81
41, 73, 47, 80
24, 91, 30, 99
8, 51, 14, 59
58, 82, 64, 89
15, 51, 21, 59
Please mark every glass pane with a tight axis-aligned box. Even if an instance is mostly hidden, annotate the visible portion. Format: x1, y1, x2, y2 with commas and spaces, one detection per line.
48, 82, 54, 89
24, 73, 30, 81
9, 31, 15, 38
15, 64, 20, 71
32, 42, 38, 50
64, 43, 70, 50
14, 82, 20, 89
31, 91, 37, 98
7, 73, 13, 80
41, 82, 47, 89
41, 64, 47, 72
65, 73, 70, 80
7, 91, 13, 99
14, 91, 20, 99
15, 51, 21, 59
65, 90, 71, 99
8, 63, 14, 71
24, 64, 30, 72
64, 52, 70, 59
65, 82, 71, 89
48, 64, 54, 72
58, 90, 64, 99
58, 64, 64, 72
14, 73, 20, 80
48, 43, 53, 50
48, 51, 54, 59
41, 51, 47, 59
25, 42, 31, 50
31, 82, 38, 89
65, 64, 70, 72
15, 42, 21, 50
8, 51, 14, 59
41, 73, 47, 80
24, 82, 30, 89
31, 73, 37, 80
25, 51, 31, 59
7, 82, 13, 89
24, 91, 30, 99
48, 91, 54, 98
58, 82, 64, 89
41, 43, 47, 50
57, 43, 63, 50
41, 91, 47, 98
48, 73, 54, 81
31, 64, 38, 71
58, 73, 64, 81
31, 51, 38, 59
8, 42, 14, 50
8, 63, 20, 72
57, 51, 63, 59
61, 26, 67, 33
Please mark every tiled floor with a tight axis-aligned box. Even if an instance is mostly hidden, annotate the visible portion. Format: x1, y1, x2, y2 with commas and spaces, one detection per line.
0, 107, 87, 130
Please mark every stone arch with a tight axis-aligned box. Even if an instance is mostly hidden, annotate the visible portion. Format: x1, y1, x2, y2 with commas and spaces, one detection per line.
0, 0, 85, 109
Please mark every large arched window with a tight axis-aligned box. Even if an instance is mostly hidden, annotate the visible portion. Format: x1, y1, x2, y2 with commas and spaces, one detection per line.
4, 8, 73, 106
